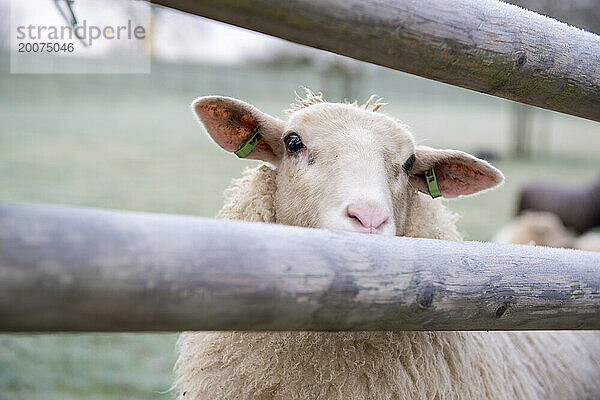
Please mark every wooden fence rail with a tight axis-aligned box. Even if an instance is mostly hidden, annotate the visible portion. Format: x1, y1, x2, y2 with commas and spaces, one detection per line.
152, 0, 600, 122
1, 202, 599, 332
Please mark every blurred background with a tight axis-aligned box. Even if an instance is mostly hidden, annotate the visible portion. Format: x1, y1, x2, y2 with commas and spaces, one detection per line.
0, 0, 599, 398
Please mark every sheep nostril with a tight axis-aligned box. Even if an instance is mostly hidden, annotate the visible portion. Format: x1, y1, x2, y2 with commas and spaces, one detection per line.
347, 207, 366, 227
377, 216, 390, 229
346, 205, 389, 231
347, 211, 361, 223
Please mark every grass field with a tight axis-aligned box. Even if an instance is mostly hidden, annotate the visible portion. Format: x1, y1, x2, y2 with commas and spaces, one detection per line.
1, 53, 599, 399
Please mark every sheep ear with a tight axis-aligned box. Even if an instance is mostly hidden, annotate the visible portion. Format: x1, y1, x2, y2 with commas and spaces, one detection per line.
409, 146, 504, 198
192, 96, 285, 165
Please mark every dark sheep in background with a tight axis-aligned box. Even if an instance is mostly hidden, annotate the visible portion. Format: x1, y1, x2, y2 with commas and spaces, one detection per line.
517, 175, 600, 234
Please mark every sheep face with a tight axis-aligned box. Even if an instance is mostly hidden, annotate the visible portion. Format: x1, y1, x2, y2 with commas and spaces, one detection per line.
274, 102, 412, 235
193, 92, 503, 236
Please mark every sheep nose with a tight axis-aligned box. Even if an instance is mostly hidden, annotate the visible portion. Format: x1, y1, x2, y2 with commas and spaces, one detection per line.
346, 204, 390, 234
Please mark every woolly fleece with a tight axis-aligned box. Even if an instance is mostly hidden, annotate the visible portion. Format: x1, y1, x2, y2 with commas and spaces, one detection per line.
176, 166, 600, 400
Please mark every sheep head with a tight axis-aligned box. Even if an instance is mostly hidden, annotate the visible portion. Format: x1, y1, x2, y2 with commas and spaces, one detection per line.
192, 89, 503, 236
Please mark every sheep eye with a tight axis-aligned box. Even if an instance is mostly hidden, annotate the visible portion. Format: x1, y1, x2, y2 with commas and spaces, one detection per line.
403, 154, 416, 172
284, 133, 304, 153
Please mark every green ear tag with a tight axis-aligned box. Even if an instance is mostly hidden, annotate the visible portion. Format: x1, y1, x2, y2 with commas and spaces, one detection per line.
424, 167, 441, 198
234, 126, 262, 158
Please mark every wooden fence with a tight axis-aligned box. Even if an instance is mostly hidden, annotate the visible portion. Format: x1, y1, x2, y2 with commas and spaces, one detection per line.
1, 202, 599, 332
2, 0, 600, 332
153, 0, 600, 122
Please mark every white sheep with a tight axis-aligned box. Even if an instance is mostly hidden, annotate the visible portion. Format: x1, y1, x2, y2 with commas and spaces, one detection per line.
494, 211, 600, 252
574, 232, 600, 252
493, 211, 575, 248
175, 89, 600, 400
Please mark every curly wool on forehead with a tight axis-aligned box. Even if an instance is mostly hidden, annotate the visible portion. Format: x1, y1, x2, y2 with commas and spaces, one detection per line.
285, 87, 413, 136
285, 87, 388, 114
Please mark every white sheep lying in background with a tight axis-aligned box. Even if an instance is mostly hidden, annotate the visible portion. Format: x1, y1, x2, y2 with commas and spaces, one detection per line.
575, 232, 600, 252
494, 210, 600, 251
493, 211, 575, 248
175, 89, 600, 399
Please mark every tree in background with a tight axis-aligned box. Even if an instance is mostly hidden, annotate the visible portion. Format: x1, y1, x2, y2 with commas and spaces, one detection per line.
504, 0, 600, 157
508, 0, 600, 34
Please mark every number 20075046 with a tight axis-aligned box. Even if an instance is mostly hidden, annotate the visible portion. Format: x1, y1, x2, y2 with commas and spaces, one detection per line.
18, 42, 75, 53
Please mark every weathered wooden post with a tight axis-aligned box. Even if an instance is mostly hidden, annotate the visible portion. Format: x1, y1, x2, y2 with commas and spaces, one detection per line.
152, 0, 600, 122
1, 202, 600, 332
